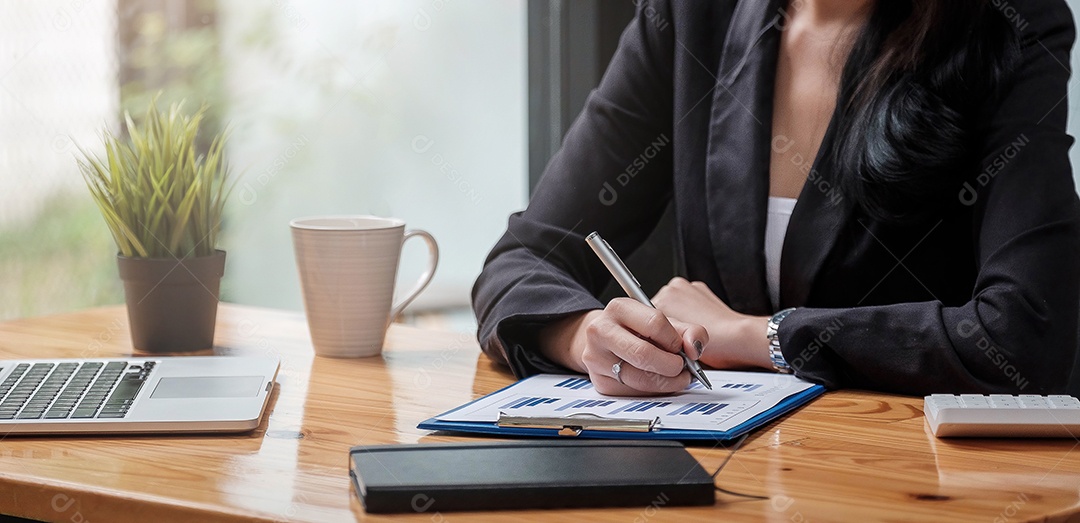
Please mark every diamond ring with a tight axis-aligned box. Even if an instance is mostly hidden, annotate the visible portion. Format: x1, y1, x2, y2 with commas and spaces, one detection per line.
612, 361, 624, 384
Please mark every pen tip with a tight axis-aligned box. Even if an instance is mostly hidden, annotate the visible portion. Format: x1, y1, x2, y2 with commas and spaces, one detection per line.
699, 373, 713, 390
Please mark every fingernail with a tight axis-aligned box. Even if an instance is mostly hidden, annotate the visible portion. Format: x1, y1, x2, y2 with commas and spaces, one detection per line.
693, 340, 704, 358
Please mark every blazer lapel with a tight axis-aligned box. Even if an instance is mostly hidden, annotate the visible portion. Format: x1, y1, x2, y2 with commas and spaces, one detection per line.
704, 0, 855, 313
779, 120, 854, 309
703, 0, 785, 316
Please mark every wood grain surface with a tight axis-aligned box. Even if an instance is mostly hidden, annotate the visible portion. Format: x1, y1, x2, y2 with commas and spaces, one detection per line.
0, 304, 1076, 522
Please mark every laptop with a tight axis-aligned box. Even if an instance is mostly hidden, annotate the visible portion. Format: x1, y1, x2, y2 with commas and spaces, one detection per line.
0, 356, 279, 435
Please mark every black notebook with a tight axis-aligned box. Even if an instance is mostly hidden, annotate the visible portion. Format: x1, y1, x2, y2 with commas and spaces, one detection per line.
349, 440, 716, 513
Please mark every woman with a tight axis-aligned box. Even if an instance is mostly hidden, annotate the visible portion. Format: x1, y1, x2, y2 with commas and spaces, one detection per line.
473, 0, 1080, 396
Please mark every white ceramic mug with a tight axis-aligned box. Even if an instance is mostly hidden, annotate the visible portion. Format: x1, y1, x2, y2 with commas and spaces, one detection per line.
290, 215, 439, 357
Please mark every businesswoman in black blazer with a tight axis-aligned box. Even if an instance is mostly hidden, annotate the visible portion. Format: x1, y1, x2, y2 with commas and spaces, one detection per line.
473, 0, 1080, 396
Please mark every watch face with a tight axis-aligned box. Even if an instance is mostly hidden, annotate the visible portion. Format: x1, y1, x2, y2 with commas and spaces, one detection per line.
773, 308, 794, 324
768, 308, 795, 337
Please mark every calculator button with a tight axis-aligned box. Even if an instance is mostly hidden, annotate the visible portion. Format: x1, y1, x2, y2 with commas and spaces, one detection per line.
959, 395, 989, 408
1048, 396, 1080, 409
988, 395, 1018, 408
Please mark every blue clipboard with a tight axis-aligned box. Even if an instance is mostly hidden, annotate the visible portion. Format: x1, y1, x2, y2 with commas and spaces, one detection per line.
418, 376, 826, 441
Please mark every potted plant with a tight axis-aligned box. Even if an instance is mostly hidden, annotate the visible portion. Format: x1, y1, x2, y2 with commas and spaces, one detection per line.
77, 98, 232, 352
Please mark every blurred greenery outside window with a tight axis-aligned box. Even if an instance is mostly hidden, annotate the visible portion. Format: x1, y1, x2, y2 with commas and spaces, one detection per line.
0, 1, 527, 331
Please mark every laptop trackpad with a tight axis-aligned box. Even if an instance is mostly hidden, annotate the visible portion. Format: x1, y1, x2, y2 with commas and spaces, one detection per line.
151, 376, 264, 399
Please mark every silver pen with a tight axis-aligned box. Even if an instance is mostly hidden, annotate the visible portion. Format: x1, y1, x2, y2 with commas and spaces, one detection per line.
585, 231, 712, 390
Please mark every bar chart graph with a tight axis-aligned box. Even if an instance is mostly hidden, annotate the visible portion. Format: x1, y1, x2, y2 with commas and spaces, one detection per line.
719, 383, 762, 392
553, 377, 593, 390
608, 401, 672, 415
499, 397, 559, 409
555, 398, 616, 411
669, 402, 730, 415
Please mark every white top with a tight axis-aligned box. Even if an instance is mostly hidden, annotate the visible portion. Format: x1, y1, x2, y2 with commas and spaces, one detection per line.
765, 196, 797, 310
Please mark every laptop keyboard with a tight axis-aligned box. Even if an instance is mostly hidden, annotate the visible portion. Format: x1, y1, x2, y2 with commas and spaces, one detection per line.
0, 361, 156, 421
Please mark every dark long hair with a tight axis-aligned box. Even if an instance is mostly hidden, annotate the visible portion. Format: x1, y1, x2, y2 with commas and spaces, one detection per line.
831, 0, 1022, 222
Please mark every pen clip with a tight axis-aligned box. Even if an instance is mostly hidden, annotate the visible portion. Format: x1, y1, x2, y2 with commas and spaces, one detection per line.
599, 238, 642, 288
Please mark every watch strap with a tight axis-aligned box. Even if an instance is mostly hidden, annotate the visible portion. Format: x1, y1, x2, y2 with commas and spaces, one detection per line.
766, 308, 796, 374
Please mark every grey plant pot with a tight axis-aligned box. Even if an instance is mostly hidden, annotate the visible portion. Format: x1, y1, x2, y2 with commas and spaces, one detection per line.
117, 250, 226, 353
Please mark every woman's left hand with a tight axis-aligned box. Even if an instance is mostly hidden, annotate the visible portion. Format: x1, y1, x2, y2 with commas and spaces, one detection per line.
651, 277, 771, 370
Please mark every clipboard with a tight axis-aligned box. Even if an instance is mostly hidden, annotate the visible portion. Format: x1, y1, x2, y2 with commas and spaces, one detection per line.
418, 373, 826, 441
497, 412, 660, 436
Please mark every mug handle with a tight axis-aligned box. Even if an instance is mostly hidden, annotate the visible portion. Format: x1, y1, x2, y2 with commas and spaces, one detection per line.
389, 229, 439, 321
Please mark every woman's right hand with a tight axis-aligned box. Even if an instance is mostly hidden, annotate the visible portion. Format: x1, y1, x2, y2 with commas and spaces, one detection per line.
538, 298, 707, 396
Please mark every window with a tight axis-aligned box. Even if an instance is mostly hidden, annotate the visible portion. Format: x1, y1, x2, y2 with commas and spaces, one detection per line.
0, 0, 527, 331
2, 1, 1080, 328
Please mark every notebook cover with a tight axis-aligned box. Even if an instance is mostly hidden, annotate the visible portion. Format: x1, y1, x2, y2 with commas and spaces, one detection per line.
348, 440, 715, 513
417, 380, 825, 440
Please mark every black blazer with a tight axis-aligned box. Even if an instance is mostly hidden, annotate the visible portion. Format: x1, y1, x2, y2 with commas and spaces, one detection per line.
472, 0, 1080, 395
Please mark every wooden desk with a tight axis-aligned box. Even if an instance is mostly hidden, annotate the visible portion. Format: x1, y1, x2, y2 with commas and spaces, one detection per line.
0, 305, 1076, 522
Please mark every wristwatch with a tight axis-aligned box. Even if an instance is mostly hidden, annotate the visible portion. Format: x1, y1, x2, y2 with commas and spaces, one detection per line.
766, 308, 796, 374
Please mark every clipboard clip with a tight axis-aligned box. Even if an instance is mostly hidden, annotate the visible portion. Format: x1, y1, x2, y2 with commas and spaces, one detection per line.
497, 412, 659, 437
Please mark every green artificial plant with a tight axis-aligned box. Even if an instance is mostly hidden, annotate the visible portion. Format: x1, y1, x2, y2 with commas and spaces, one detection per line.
77, 98, 231, 259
